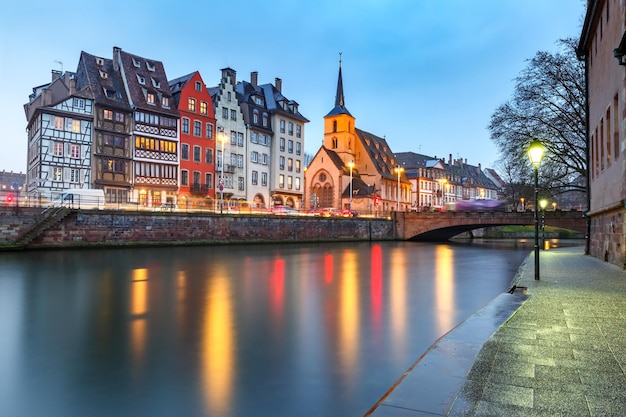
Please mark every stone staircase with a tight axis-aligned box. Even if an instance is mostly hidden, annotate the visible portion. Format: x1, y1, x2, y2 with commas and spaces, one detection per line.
8, 207, 71, 249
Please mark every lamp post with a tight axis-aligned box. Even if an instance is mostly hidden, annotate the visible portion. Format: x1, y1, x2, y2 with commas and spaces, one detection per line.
218, 128, 225, 214
348, 161, 354, 211
520, 197, 525, 212
527, 140, 545, 280
395, 166, 404, 212
539, 199, 548, 250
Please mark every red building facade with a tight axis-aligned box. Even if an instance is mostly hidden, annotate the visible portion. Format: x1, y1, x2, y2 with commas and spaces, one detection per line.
170, 71, 217, 206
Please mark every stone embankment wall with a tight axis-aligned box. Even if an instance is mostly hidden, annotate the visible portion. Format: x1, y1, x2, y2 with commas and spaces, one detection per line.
0, 208, 394, 249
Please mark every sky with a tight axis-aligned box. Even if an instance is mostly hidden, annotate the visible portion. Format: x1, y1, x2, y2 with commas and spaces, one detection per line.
0, 0, 586, 174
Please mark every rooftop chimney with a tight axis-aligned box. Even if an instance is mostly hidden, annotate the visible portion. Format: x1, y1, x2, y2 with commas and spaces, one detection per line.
51, 70, 62, 82
275, 77, 282, 93
113, 46, 121, 71
449, 154, 452, 165
251, 71, 258, 89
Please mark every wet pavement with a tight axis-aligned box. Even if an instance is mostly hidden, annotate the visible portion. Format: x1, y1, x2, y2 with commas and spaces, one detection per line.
367, 246, 626, 416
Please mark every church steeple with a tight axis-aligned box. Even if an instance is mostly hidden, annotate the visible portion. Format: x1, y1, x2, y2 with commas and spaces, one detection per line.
326, 53, 352, 117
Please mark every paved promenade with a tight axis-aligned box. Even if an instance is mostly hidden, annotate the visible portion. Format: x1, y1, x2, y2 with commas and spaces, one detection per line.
368, 246, 626, 416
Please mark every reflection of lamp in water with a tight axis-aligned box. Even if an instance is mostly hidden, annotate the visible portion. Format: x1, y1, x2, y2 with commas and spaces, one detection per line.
539, 199, 548, 250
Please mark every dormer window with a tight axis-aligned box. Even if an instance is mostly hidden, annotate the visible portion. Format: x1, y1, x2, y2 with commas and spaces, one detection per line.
151, 77, 160, 88
146, 61, 155, 72
95, 57, 104, 66
254, 96, 263, 106
132, 58, 141, 68
104, 88, 115, 98
162, 96, 170, 108
147, 92, 156, 105
99, 70, 108, 79
137, 75, 145, 85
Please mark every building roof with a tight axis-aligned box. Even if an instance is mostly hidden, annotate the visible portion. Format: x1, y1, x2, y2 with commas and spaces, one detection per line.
325, 61, 352, 117
75, 51, 130, 111
260, 83, 309, 122
355, 128, 405, 181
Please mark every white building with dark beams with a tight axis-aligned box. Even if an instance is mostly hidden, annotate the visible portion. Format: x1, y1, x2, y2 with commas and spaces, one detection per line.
24, 70, 94, 202
115, 47, 180, 207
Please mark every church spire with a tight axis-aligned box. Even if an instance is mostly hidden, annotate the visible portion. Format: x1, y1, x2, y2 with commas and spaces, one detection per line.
335, 52, 345, 107
325, 53, 352, 117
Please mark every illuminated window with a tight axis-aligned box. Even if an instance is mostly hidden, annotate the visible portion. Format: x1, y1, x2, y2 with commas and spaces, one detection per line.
53, 142, 63, 156
53, 167, 62, 181
161, 96, 169, 108
71, 119, 81, 132
54, 116, 64, 129
200, 101, 207, 115
70, 144, 80, 159
147, 93, 155, 104
279, 174, 284, 188
188, 98, 196, 112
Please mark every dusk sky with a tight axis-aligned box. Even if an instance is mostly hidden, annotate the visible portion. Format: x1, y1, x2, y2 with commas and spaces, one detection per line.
0, 0, 585, 174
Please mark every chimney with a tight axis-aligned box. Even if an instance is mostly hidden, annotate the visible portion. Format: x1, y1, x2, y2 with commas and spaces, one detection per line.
449, 154, 452, 165
51, 70, 62, 82
275, 77, 282, 93
113, 46, 121, 71
478, 163, 482, 171
251, 71, 258, 88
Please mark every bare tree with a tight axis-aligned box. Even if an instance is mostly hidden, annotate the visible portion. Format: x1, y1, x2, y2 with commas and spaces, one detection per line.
489, 38, 586, 198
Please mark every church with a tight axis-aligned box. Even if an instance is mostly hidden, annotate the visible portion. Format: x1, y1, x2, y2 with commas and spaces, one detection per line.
305, 59, 411, 214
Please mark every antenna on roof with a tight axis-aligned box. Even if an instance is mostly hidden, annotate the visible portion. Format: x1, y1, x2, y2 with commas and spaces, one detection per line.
54, 60, 63, 72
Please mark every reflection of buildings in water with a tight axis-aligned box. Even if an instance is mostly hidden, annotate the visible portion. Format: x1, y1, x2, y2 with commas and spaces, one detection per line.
370, 244, 383, 335
269, 257, 285, 320
130, 268, 148, 373
201, 274, 236, 416
338, 249, 359, 379
389, 247, 408, 359
324, 253, 333, 284
434, 246, 454, 336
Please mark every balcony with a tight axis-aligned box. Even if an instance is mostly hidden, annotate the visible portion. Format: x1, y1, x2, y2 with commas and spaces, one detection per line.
190, 183, 210, 196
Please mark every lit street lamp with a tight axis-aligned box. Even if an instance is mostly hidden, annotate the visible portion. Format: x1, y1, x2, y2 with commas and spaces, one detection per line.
528, 140, 545, 280
395, 165, 404, 212
520, 197, 525, 211
540, 199, 548, 250
348, 160, 354, 211
218, 128, 226, 214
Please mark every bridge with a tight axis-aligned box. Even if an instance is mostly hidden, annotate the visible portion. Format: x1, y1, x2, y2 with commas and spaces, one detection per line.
395, 210, 587, 241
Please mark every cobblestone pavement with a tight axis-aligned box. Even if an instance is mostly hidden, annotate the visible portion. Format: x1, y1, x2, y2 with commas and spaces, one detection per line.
368, 246, 626, 417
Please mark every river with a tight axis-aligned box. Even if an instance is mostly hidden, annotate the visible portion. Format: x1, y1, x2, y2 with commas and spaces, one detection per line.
0, 239, 583, 417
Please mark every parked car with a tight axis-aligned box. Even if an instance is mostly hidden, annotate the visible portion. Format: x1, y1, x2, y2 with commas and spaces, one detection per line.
272, 205, 299, 215
340, 209, 358, 217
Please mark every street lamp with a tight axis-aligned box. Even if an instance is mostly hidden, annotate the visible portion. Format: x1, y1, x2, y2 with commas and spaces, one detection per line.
539, 199, 548, 250
218, 128, 226, 214
395, 165, 404, 212
348, 161, 354, 211
520, 197, 525, 212
528, 140, 545, 280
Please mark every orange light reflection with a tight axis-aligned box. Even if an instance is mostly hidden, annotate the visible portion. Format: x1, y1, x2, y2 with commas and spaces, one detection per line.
338, 250, 359, 378
370, 244, 383, 334
434, 246, 454, 335
389, 248, 407, 359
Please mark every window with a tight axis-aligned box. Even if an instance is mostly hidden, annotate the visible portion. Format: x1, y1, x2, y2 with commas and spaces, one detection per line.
237, 154, 243, 168
181, 144, 189, 160
193, 171, 201, 186
262, 113, 268, 127
182, 118, 190, 134
238, 177, 244, 191
255, 96, 263, 105
296, 142, 301, 155
227, 92, 232, 101
279, 174, 284, 188
280, 138, 285, 152
288, 158, 293, 171
296, 160, 301, 173
261, 153, 268, 165
53, 142, 63, 156
205, 148, 213, 164
230, 131, 237, 146
206, 173, 213, 188
53, 167, 62, 181
55, 116, 64, 129
251, 132, 258, 143
261, 172, 268, 186
195, 81, 202, 92
288, 122, 293, 136
288, 140, 293, 154
230, 109, 236, 120
222, 107, 228, 119
237, 132, 244, 147
295, 177, 301, 190
137, 75, 145, 85
132, 58, 141, 68
193, 146, 201, 162
279, 156, 285, 170
296, 125, 301, 138
253, 110, 259, 124
252, 170, 258, 185
181, 170, 189, 186
70, 169, 80, 183
200, 101, 208, 115
70, 144, 80, 159
73, 98, 85, 108
71, 119, 81, 133
287, 176, 293, 189
151, 78, 160, 88
206, 123, 213, 139
280, 120, 285, 133
188, 98, 196, 112
251, 151, 258, 163
115, 112, 125, 123
147, 93, 155, 104
230, 153, 236, 166
194, 120, 202, 137
161, 96, 169, 108
146, 61, 155, 72
103, 110, 113, 120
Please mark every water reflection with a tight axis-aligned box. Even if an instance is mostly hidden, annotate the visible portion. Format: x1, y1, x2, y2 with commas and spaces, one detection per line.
0, 240, 576, 417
